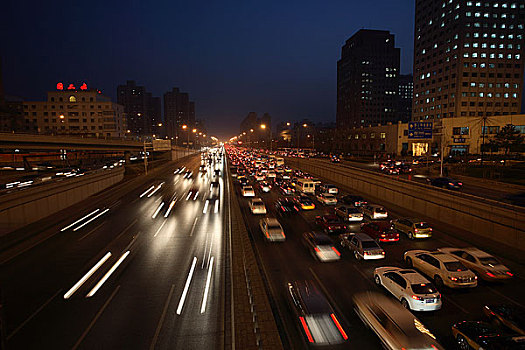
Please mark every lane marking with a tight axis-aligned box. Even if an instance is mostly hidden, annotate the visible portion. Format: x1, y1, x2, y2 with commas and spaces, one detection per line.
140, 185, 155, 198
152, 202, 165, 219
201, 257, 215, 314
150, 284, 176, 350
176, 257, 197, 315
73, 209, 110, 232
154, 220, 167, 237
7, 289, 62, 340
189, 217, 199, 236
86, 251, 130, 298
60, 209, 100, 232
78, 222, 106, 241
64, 252, 112, 299
72, 285, 120, 350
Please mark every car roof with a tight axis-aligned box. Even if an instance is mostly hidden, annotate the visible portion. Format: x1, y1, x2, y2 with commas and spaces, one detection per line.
429, 251, 459, 262
353, 232, 375, 241
397, 270, 430, 284
463, 247, 493, 258
366, 221, 391, 228
293, 281, 332, 315
264, 218, 280, 225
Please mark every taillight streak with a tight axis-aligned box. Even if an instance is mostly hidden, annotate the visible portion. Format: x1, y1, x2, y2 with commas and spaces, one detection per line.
330, 314, 348, 340
299, 317, 314, 343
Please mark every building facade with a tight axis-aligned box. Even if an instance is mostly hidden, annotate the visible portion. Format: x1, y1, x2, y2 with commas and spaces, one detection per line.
21, 88, 126, 138
413, 0, 525, 121
398, 74, 414, 122
164, 87, 195, 141
117, 80, 161, 137
337, 29, 401, 129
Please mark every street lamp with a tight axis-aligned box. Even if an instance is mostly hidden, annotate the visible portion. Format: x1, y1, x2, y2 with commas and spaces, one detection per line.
260, 124, 272, 151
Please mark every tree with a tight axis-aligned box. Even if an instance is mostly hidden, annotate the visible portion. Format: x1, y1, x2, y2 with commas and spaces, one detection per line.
489, 124, 524, 160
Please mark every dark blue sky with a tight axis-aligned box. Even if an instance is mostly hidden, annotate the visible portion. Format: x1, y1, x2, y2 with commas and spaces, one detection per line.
2, 0, 415, 139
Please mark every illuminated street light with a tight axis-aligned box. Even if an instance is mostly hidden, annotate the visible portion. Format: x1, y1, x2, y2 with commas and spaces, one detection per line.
158, 123, 163, 127
182, 124, 187, 130
260, 124, 266, 129
192, 128, 197, 133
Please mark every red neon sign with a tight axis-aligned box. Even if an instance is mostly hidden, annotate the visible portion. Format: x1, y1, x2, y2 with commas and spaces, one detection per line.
80, 83, 88, 90
57, 82, 64, 90
67, 84, 76, 90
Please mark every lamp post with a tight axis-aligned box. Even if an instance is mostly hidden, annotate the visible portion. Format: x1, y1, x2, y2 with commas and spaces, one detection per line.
260, 124, 272, 151
182, 124, 189, 153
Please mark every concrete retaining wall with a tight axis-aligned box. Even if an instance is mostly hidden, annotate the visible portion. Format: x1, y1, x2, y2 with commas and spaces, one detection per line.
287, 158, 525, 251
0, 168, 124, 235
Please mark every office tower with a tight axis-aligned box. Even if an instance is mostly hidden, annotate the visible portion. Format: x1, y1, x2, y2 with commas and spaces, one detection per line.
164, 87, 195, 140
398, 74, 414, 122
117, 80, 160, 137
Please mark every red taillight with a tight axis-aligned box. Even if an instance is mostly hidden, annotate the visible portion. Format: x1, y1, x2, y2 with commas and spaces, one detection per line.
412, 295, 423, 301
315, 247, 321, 253
486, 272, 496, 278
332, 247, 341, 256
299, 317, 314, 343
330, 313, 348, 340
506, 271, 514, 277
414, 229, 418, 232
458, 182, 463, 186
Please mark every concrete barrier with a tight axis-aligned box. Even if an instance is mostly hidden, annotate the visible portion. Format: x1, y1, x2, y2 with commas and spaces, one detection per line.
0, 168, 124, 235
287, 158, 525, 251
171, 146, 199, 160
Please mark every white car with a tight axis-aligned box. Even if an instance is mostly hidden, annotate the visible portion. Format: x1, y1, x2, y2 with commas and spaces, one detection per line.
404, 250, 477, 289
267, 171, 276, 178
259, 218, 285, 242
316, 193, 338, 205
361, 204, 388, 220
374, 267, 442, 311
322, 184, 339, 195
241, 186, 255, 197
249, 198, 267, 214
254, 173, 265, 181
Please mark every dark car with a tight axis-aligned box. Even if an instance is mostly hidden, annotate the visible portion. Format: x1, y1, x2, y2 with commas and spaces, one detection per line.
382, 166, 399, 175
341, 195, 367, 207
275, 198, 299, 216
330, 156, 341, 163
427, 177, 463, 190
315, 215, 347, 234
397, 164, 413, 174
361, 221, 399, 242
483, 305, 525, 335
452, 321, 525, 350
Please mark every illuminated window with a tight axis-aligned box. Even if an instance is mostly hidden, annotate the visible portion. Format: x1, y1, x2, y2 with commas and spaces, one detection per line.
69, 96, 76, 102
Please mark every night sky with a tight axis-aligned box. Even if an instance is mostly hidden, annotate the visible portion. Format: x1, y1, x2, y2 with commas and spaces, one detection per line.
2, 0, 415, 139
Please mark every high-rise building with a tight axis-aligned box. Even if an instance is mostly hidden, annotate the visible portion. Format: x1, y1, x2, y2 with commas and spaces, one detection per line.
398, 74, 413, 122
164, 87, 195, 141
117, 80, 160, 137
337, 29, 401, 129
413, 1, 525, 121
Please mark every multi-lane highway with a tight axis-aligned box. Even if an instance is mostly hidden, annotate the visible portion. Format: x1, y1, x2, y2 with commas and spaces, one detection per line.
1, 152, 229, 349
228, 148, 525, 349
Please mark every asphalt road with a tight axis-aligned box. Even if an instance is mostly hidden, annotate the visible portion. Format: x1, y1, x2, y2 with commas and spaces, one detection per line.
231, 158, 525, 349
1, 153, 229, 349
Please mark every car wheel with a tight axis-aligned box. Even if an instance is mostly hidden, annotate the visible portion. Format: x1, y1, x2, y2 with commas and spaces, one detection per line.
434, 275, 444, 288
354, 251, 361, 260
408, 231, 414, 240
401, 298, 410, 310
456, 334, 471, 350
374, 275, 381, 286
405, 257, 413, 267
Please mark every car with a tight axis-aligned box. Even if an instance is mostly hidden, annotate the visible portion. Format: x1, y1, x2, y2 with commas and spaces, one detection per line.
258, 181, 272, 193
392, 218, 433, 240
483, 305, 525, 335
340, 233, 385, 260
186, 187, 200, 200
183, 171, 193, 179
353, 292, 444, 350
315, 215, 347, 234
279, 183, 295, 195
341, 194, 367, 207
241, 186, 255, 197
295, 196, 316, 210
321, 184, 339, 195
330, 156, 341, 163
275, 198, 299, 216
254, 173, 265, 181
238, 176, 249, 186
199, 165, 206, 172
373, 267, 442, 311
316, 193, 338, 205
382, 166, 400, 175
209, 181, 220, 199
334, 205, 363, 222
452, 321, 525, 350
361, 221, 399, 242
259, 218, 285, 242
404, 250, 477, 289
249, 198, 267, 214
267, 171, 276, 179
302, 231, 341, 262
397, 164, 413, 174
214, 169, 221, 177
427, 177, 463, 190
438, 247, 513, 282
174, 166, 185, 174
287, 280, 348, 345
361, 204, 388, 220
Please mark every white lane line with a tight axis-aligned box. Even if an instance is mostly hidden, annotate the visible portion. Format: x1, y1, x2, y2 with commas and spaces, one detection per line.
147, 183, 164, 198
152, 202, 165, 219
154, 220, 167, 237
7, 289, 62, 340
202, 231, 210, 269
86, 251, 130, 298
206, 232, 214, 269
487, 286, 525, 308
189, 217, 199, 237
140, 185, 155, 198
60, 209, 100, 232
78, 222, 106, 242
72, 285, 120, 350
64, 252, 112, 299
150, 284, 176, 350
203, 200, 209, 214
201, 257, 214, 314
176, 257, 197, 315
73, 209, 110, 232
214, 200, 219, 213
164, 200, 177, 218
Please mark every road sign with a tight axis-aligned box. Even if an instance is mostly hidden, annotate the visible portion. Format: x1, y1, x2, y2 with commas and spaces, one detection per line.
408, 121, 433, 139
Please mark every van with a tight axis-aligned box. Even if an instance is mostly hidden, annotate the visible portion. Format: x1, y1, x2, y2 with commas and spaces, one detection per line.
294, 178, 316, 194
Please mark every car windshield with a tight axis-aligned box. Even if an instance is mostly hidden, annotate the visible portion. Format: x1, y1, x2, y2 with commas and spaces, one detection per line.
414, 222, 430, 229
268, 224, 281, 230
411, 283, 438, 294
479, 257, 500, 266
314, 236, 332, 245
375, 208, 387, 214
362, 241, 380, 249
347, 208, 360, 213
444, 261, 468, 271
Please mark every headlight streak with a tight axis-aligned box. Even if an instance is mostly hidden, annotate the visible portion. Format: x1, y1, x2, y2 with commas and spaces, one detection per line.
152, 202, 165, 219
214, 200, 219, 213
177, 257, 197, 315
193, 191, 199, 200
139, 185, 155, 198
63, 252, 112, 299
203, 200, 209, 214
200, 256, 214, 314
61, 209, 100, 232
164, 200, 177, 218
147, 183, 164, 198
72, 209, 110, 231
86, 251, 130, 298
